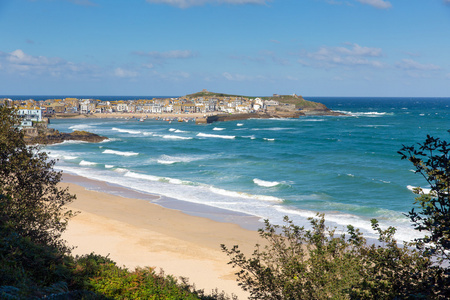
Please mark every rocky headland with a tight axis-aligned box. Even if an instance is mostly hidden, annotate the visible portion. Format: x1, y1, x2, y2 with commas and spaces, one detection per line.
24, 129, 107, 145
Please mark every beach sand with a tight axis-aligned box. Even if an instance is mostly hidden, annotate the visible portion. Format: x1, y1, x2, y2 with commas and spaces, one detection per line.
61, 175, 263, 299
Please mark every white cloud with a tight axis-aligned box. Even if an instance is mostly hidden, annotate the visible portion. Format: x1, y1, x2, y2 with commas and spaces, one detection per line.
114, 67, 138, 78
145, 0, 269, 9
396, 59, 441, 71
222, 72, 263, 81
140, 50, 196, 59
0, 49, 102, 78
356, 0, 391, 9
303, 43, 385, 68
142, 63, 154, 69
68, 0, 97, 6
134, 50, 196, 65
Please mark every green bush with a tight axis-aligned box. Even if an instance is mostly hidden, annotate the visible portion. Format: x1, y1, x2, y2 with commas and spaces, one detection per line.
222, 214, 444, 299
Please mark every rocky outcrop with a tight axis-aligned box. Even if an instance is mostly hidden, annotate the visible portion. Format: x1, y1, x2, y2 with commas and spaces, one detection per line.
25, 130, 107, 145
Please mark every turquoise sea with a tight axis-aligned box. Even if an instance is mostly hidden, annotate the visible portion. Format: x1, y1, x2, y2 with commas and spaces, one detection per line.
39, 97, 450, 242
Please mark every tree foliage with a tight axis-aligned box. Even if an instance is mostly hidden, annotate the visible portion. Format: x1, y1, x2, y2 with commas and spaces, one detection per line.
222, 214, 445, 299
0, 106, 75, 252
399, 135, 450, 261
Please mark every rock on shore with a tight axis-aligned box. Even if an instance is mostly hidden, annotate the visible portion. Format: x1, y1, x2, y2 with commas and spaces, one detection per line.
25, 130, 108, 145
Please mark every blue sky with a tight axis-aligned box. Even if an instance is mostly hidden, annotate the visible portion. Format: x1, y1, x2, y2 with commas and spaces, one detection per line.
1, 0, 449, 97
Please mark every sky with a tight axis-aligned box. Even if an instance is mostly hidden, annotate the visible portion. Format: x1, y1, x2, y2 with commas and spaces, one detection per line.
0, 0, 450, 97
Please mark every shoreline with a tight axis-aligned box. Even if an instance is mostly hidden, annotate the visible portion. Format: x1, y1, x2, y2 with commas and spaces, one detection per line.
60, 173, 263, 299
62, 173, 263, 232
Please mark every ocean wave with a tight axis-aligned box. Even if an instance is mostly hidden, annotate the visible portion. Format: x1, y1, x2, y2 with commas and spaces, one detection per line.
112, 127, 142, 134
301, 119, 324, 122
197, 133, 235, 139
124, 171, 193, 186
407, 185, 433, 194
251, 127, 291, 131
253, 178, 280, 187
124, 171, 161, 182
79, 160, 97, 166
337, 111, 393, 117
162, 135, 192, 140
237, 123, 244, 126
51, 140, 88, 145
100, 138, 119, 143
64, 155, 78, 160
209, 186, 283, 202
213, 127, 226, 131
263, 138, 275, 141
105, 164, 114, 168
69, 124, 92, 131
156, 154, 198, 165
357, 125, 391, 128
102, 149, 139, 156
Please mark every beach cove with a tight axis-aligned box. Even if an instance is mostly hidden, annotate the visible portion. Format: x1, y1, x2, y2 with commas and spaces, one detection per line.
61, 173, 262, 299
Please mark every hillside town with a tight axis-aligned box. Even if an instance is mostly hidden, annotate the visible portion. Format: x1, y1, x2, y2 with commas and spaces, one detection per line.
0, 90, 297, 120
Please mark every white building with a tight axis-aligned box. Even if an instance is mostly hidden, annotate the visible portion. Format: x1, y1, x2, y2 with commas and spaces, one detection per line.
17, 108, 42, 127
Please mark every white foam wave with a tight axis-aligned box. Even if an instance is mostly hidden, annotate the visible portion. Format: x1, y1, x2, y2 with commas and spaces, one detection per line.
237, 123, 244, 126
114, 168, 129, 173
79, 160, 97, 166
337, 111, 392, 117
302, 119, 324, 122
105, 165, 114, 168
125, 171, 161, 182
209, 186, 283, 202
125, 171, 193, 186
169, 128, 176, 132
112, 127, 142, 134
213, 127, 226, 131
253, 178, 280, 187
252, 127, 290, 131
162, 135, 192, 140
264, 138, 275, 141
175, 129, 186, 133
54, 140, 88, 145
407, 185, 433, 194
102, 149, 139, 156
197, 133, 235, 139
157, 154, 196, 165
69, 124, 92, 131
63, 155, 78, 160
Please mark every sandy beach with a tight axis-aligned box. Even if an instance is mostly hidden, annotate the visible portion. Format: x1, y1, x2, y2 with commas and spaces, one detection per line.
61, 175, 263, 299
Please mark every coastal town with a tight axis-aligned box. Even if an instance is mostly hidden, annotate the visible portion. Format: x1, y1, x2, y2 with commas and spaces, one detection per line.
1, 90, 297, 119
0, 90, 338, 131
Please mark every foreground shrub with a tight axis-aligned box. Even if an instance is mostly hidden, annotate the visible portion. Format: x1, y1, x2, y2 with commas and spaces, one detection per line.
222, 214, 445, 299
71, 253, 236, 300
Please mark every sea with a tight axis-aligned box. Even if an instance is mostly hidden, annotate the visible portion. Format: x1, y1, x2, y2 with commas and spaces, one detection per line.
19, 96, 450, 242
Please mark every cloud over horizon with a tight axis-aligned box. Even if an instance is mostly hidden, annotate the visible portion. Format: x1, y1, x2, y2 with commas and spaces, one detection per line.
145, 0, 269, 8
301, 43, 385, 68
356, 0, 391, 9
